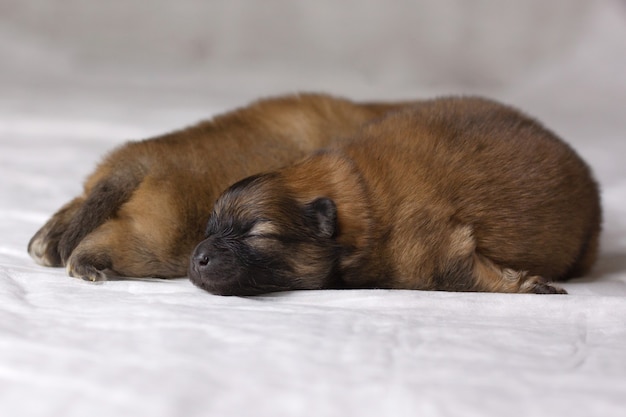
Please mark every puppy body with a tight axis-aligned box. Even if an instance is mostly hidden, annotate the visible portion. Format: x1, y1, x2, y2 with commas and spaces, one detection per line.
28, 93, 410, 280
190, 97, 601, 295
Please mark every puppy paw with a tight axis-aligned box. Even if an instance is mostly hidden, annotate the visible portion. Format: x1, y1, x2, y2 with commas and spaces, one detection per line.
28, 226, 64, 267
28, 197, 84, 267
525, 276, 567, 295
66, 253, 111, 282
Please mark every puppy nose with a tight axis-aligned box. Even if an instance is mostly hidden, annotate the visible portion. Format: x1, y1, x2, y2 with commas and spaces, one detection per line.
191, 244, 212, 271
195, 252, 210, 267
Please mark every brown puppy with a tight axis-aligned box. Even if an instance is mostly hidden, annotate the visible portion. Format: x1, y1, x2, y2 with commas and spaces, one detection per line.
189, 96, 601, 296
28, 93, 411, 281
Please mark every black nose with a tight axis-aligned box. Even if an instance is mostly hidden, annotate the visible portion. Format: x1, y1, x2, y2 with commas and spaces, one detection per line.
191, 243, 212, 272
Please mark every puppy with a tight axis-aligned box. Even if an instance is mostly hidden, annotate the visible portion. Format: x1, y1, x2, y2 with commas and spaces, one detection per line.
28, 93, 412, 280
189, 96, 601, 296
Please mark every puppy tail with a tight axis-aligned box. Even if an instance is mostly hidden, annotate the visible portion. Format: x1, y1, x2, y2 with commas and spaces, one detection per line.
56, 157, 146, 264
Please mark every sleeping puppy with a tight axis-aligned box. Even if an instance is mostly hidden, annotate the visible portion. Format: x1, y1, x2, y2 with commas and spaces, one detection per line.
28, 93, 412, 281
189, 96, 601, 296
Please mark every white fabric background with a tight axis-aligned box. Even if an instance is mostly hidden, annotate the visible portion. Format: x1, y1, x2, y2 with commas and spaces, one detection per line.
1, 1, 625, 416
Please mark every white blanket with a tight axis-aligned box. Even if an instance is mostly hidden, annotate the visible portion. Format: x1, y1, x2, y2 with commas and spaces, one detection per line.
1, 1, 625, 416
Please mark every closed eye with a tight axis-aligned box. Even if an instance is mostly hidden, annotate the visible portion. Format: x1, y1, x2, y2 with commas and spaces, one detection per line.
244, 233, 281, 252
247, 220, 279, 237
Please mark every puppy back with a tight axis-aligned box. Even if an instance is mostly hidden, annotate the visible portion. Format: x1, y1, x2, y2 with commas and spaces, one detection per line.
342, 97, 601, 280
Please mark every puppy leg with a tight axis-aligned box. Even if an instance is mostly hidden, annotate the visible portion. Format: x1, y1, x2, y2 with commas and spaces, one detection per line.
57, 173, 143, 264
67, 217, 190, 281
67, 173, 201, 280
66, 241, 112, 282
434, 225, 566, 294
28, 197, 84, 267
471, 253, 567, 294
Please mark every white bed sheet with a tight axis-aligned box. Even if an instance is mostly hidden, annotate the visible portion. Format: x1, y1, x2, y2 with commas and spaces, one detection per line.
2, 1, 626, 416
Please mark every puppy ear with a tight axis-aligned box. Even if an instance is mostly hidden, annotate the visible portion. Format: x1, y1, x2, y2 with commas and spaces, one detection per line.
304, 197, 337, 238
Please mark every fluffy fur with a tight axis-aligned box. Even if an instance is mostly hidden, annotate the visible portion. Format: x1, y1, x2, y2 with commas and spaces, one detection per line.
28, 93, 412, 280
189, 97, 601, 296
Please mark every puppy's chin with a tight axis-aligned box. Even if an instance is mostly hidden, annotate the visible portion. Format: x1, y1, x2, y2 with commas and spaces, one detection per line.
188, 263, 244, 296
189, 274, 258, 296
188, 260, 293, 296
189, 273, 294, 296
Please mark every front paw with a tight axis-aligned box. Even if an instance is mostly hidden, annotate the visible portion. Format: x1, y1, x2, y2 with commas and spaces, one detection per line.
28, 226, 64, 267
66, 253, 110, 282
527, 276, 567, 294
28, 197, 84, 267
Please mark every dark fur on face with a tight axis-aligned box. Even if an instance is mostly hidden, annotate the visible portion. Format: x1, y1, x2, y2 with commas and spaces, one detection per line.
190, 96, 601, 296
190, 175, 342, 295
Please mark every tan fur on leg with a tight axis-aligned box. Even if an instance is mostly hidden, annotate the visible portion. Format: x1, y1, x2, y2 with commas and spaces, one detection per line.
472, 253, 567, 294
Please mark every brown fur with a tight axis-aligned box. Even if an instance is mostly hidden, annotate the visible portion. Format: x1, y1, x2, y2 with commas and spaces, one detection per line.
189, 96, 601, 296
28, 93, 413, 280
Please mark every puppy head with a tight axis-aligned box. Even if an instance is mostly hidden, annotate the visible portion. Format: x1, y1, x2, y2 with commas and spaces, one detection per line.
189, 174, 340, 296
